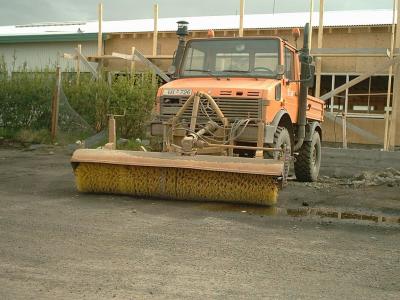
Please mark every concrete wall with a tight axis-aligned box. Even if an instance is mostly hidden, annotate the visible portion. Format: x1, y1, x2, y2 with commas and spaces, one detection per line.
0, 41, 98, 72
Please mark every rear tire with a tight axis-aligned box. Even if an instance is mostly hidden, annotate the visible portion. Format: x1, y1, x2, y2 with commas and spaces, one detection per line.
294, 131, 321, 182
264, 127, 292, 160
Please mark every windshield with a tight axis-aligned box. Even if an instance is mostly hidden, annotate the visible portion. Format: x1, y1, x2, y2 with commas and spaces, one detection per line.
180, 38, 280, 78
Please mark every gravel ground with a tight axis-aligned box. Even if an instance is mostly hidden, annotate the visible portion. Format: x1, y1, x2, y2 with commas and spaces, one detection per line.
0, 146, 399, 299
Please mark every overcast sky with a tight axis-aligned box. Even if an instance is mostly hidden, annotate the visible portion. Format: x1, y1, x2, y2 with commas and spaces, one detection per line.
0, 0, 394, 26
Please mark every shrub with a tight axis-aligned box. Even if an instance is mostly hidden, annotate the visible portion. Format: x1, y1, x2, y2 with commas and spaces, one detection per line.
0, 55, 158, 143
0, 59, 54, 132
62, 72, 157, 139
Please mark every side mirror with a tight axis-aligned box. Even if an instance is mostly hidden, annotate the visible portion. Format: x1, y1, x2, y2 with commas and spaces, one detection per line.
276, 64, 285, 79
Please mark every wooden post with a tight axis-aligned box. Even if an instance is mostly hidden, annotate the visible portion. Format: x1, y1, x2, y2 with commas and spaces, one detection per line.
384, 0, 396, 150
389, 0, 400, 150
76, 44, 81, 84
255, 121, 265, 158
308, 0, 314, 50
51, 67, 62, 142
342, 75, 349, 149
98, 2, 103, 57
105, 115, 116, 150
387, 0, 400, 150
389, 61, 400, 150
130, 46, 136, 76
239, 0, 245, 37
315, 0, 324, 98
153, 4, 159, 57
330, 75, 335, 113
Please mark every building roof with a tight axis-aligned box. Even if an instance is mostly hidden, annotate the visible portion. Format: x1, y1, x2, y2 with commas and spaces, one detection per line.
0, 9, 395, 43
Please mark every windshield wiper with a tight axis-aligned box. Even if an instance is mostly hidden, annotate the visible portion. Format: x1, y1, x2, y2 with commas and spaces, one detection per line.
220, 69, 250, 73
185, 69, 211, 73
184, 69, 221, 79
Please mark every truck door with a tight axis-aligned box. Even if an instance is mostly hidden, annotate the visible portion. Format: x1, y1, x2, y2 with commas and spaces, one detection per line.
283, 46, 299, 122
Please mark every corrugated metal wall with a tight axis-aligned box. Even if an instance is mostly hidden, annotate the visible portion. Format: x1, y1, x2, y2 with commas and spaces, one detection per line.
0, 41, 98, 72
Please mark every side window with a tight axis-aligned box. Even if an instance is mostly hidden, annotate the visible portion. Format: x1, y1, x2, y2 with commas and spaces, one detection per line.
284, 47, 294, 80
184, 48, 205, 70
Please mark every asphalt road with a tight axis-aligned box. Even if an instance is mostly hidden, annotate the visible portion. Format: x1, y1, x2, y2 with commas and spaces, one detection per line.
0, 147, 399, 299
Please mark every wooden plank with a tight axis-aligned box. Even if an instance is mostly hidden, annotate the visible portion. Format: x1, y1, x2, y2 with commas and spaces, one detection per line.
308, 0, 314, 50
311, 47, 400, 57
153, 4, 159, 56
134, 49, 170, 82
384, 0, 397, 150
389, 62, 400, 149
98, 3, 103, 56
330, 75, 335, 113
146, 55, 174, 59
342, 75, 349, 149
89, 54, 173, 61
75, 48, 98, 79
76, 44, 81, 84
62, 53, 77, 60
315, 0, 324, 98
312, 48, 400, 57
130, 47, 136, 75
239, 0, 245, 37
111, 52, 135, 61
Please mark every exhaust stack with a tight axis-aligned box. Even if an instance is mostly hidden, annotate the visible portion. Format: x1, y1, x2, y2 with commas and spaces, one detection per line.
170, 21, 189, 78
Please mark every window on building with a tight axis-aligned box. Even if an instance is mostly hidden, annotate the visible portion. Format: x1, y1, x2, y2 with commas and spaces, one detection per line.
320, 74, 392, 115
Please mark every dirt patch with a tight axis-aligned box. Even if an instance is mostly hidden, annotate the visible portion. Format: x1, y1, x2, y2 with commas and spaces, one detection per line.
0, 146, 399, 299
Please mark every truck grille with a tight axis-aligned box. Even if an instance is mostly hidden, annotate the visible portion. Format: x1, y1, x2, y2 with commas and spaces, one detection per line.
160, 97, 264, 121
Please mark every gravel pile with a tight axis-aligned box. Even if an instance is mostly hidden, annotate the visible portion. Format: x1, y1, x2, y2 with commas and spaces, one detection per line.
349, 168, 400, 187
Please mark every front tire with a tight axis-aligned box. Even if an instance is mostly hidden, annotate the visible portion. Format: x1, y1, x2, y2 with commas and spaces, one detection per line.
294, 131, 321, 182
264, 127, 292, 160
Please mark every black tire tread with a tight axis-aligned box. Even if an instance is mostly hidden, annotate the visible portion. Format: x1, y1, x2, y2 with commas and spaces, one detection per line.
294, 132, 321, 182
264, 127, 290, 159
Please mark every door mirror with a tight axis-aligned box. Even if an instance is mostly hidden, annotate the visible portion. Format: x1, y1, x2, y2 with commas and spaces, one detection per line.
276, 64, 285, 79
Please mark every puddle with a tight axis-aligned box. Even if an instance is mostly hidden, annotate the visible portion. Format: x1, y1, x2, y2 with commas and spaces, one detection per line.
199, 203, 400, 225
200, 203, 279, 216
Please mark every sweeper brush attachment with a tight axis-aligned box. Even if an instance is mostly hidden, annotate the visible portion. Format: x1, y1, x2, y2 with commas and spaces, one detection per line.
71, 149, 285, 206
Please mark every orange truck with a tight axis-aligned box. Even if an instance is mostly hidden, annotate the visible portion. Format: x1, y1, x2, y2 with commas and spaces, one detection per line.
71, 23, 324, 206
151, 22, 324, 182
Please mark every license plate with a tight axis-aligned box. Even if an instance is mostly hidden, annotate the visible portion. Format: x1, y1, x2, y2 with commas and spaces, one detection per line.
163, 88, 192, 96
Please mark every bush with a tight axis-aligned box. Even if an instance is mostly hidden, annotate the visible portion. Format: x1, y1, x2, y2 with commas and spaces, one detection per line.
0, 60, 54, 132
63, 73, 157, 139
0, 55, 158, 143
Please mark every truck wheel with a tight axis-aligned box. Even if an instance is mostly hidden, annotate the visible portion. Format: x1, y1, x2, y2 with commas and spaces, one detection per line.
264, 127, 291, 160
294, 131, 321, 182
